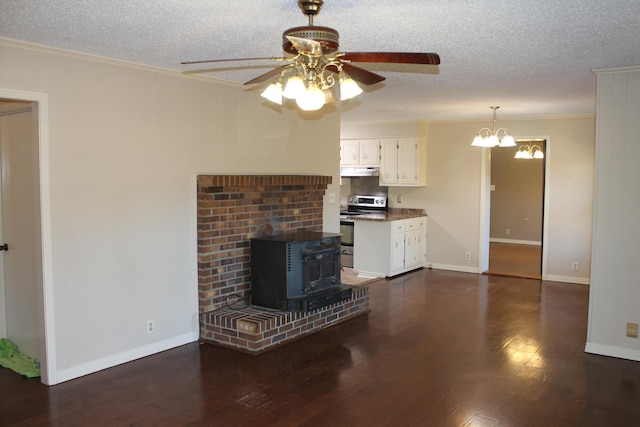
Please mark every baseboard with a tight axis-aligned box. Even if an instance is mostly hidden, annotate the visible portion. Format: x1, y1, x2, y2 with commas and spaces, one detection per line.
585, 342, 640, 362
52, 332, 198, 385
543, 274, 590, 285
356, 270, 386, 279
427, 263, 479, 274
490, 238, 541, 246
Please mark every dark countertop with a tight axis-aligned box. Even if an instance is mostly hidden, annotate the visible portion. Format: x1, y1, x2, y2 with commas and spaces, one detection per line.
345, 208, 427, 222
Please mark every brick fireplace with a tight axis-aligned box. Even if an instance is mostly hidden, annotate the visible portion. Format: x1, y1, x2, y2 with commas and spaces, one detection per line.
197, 175, 369, 354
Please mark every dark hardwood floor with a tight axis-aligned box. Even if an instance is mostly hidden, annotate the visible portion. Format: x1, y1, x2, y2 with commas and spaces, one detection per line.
486, 242, 542, 279
3, 269, 640, 426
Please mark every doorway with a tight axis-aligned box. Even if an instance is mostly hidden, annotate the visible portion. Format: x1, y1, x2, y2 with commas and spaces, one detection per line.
485, 139, 546, 279
0, 89, 53, 385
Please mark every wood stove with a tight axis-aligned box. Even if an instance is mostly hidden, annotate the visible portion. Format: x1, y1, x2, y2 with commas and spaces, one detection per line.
250, 231, 353, 312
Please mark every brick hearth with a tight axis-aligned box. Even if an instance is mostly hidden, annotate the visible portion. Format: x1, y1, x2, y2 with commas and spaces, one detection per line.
197, 175, 370, 354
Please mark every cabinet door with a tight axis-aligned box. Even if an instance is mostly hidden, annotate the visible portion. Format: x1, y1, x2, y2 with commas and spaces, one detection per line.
397, 138, 418, 185
379, 139, 398, 185
360, 140, 380, 166
340, 140, 359, 166
391, 233, 405, 272
404, 230, 423, 269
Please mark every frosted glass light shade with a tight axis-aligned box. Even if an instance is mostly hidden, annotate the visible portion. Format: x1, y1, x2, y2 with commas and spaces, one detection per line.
296, 85, 326, 111
339, 72, 363, 101
261, 82, 283, 105
282, 75, 305, 99
471, 135, 484, 146
499, 134, 516, 147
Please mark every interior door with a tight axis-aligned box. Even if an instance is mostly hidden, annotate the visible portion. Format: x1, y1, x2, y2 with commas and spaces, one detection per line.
0, 105, 40, 359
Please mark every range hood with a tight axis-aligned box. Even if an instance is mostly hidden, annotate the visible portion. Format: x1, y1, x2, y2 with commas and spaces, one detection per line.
340, 167, 380, 177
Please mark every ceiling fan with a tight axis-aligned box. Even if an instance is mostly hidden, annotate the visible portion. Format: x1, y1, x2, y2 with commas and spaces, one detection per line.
181, 0, 441, 111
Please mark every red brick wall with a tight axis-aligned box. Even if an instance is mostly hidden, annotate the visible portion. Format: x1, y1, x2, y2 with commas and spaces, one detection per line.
197, 175, 332, 314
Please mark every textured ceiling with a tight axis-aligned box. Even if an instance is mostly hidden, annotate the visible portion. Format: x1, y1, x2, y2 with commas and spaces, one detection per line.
1, 0, 639, 122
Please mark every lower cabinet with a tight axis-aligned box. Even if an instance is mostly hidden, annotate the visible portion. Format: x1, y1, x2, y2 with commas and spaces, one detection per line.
353, 216, 427, 277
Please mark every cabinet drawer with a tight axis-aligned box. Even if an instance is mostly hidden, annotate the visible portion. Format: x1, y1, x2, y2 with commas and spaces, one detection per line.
405, 217, 426, 231
391, 220, 405, 233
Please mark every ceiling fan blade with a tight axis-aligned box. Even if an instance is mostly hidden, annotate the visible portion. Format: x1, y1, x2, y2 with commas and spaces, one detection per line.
286, 35, 323, 55
181, 57, 276, 65
337, 63, 386, 85
341, 52, 441, 65
243, 65, 288, 85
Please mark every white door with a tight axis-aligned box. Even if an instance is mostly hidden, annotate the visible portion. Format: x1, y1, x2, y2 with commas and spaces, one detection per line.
0, 106, 40, 359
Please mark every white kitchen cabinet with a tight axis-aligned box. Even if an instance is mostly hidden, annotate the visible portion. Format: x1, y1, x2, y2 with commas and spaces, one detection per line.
353, 216, 427, 277
340, 140, 359, 166
379, 138, 426, 186
340, 139, 380, 167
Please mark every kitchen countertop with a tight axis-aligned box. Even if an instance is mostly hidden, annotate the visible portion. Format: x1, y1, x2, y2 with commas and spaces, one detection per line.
344, 208, 427, 222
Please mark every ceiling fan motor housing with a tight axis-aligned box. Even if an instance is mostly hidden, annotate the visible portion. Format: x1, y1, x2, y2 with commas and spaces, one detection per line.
283, 26, 339, 54
298, 0, 324, 16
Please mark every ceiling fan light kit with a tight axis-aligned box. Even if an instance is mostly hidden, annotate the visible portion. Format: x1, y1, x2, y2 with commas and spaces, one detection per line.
471, 106, 516, 148
181, 0, 440, 112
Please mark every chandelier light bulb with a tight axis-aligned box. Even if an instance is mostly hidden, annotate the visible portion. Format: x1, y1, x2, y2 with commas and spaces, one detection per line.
339, 71, 363, 101
499, 134, 516, 147
282, 75, 305, 100
471, 135, 484, 146
260, 82, 283, 105
296, 84, 326, 111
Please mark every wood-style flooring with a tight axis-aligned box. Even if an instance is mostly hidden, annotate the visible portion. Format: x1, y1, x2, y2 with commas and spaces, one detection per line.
3, 269, 640, 426
486, 242, 542, 279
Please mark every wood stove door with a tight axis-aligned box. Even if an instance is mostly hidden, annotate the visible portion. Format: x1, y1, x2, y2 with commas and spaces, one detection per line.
303, 248, 340, 293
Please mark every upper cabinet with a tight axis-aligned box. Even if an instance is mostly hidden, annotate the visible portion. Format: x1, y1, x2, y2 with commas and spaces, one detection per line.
340, 140, 380, 167
379, 138, 426, 187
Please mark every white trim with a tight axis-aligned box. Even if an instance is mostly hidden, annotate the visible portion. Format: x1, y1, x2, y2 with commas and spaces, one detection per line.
480, 134, 551, 280
544, 274, 590, 285
54, 333, 198, 384
0, 37, 240, 87
355, 270, 386, 279
478, 148, 491, 272
593, 65, 640, 75
585, 342, 640, 362
0, 88, 54, 385
490, 238, 542, 246
428, 263, 479, 274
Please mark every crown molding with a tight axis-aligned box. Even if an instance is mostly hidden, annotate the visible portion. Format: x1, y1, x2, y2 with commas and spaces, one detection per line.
0, 37, 242, 88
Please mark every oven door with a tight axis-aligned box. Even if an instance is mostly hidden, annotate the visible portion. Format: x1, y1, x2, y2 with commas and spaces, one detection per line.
339, 220, 354, 269
339, 220, 354, 246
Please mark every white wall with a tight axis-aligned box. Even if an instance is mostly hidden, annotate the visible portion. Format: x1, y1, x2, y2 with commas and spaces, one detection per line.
342, 116, 595, 282
1, 39, 340, 384
587, 66, 640, 361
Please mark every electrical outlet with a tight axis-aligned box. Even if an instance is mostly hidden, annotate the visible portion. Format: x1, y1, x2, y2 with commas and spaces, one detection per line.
146, 319, 155, 334
626, 322, 638, 338
397, 194, 403, 203
572, 262, 578, 271
465, 252, 471, 261
505, 228, 510, 235
328, 192, 336, 203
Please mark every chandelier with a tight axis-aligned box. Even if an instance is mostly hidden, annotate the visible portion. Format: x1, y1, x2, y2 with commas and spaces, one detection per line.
260, 37, 363, 111
471, 106, 516, 148
514, 143, 544, 159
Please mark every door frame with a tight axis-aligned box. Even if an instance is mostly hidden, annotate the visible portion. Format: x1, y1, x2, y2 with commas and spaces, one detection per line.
479, 134, 551, 279
0, 88, 55, 385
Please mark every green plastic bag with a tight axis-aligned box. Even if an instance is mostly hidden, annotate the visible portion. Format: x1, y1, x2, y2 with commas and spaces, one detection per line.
0, 338, 41, 378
